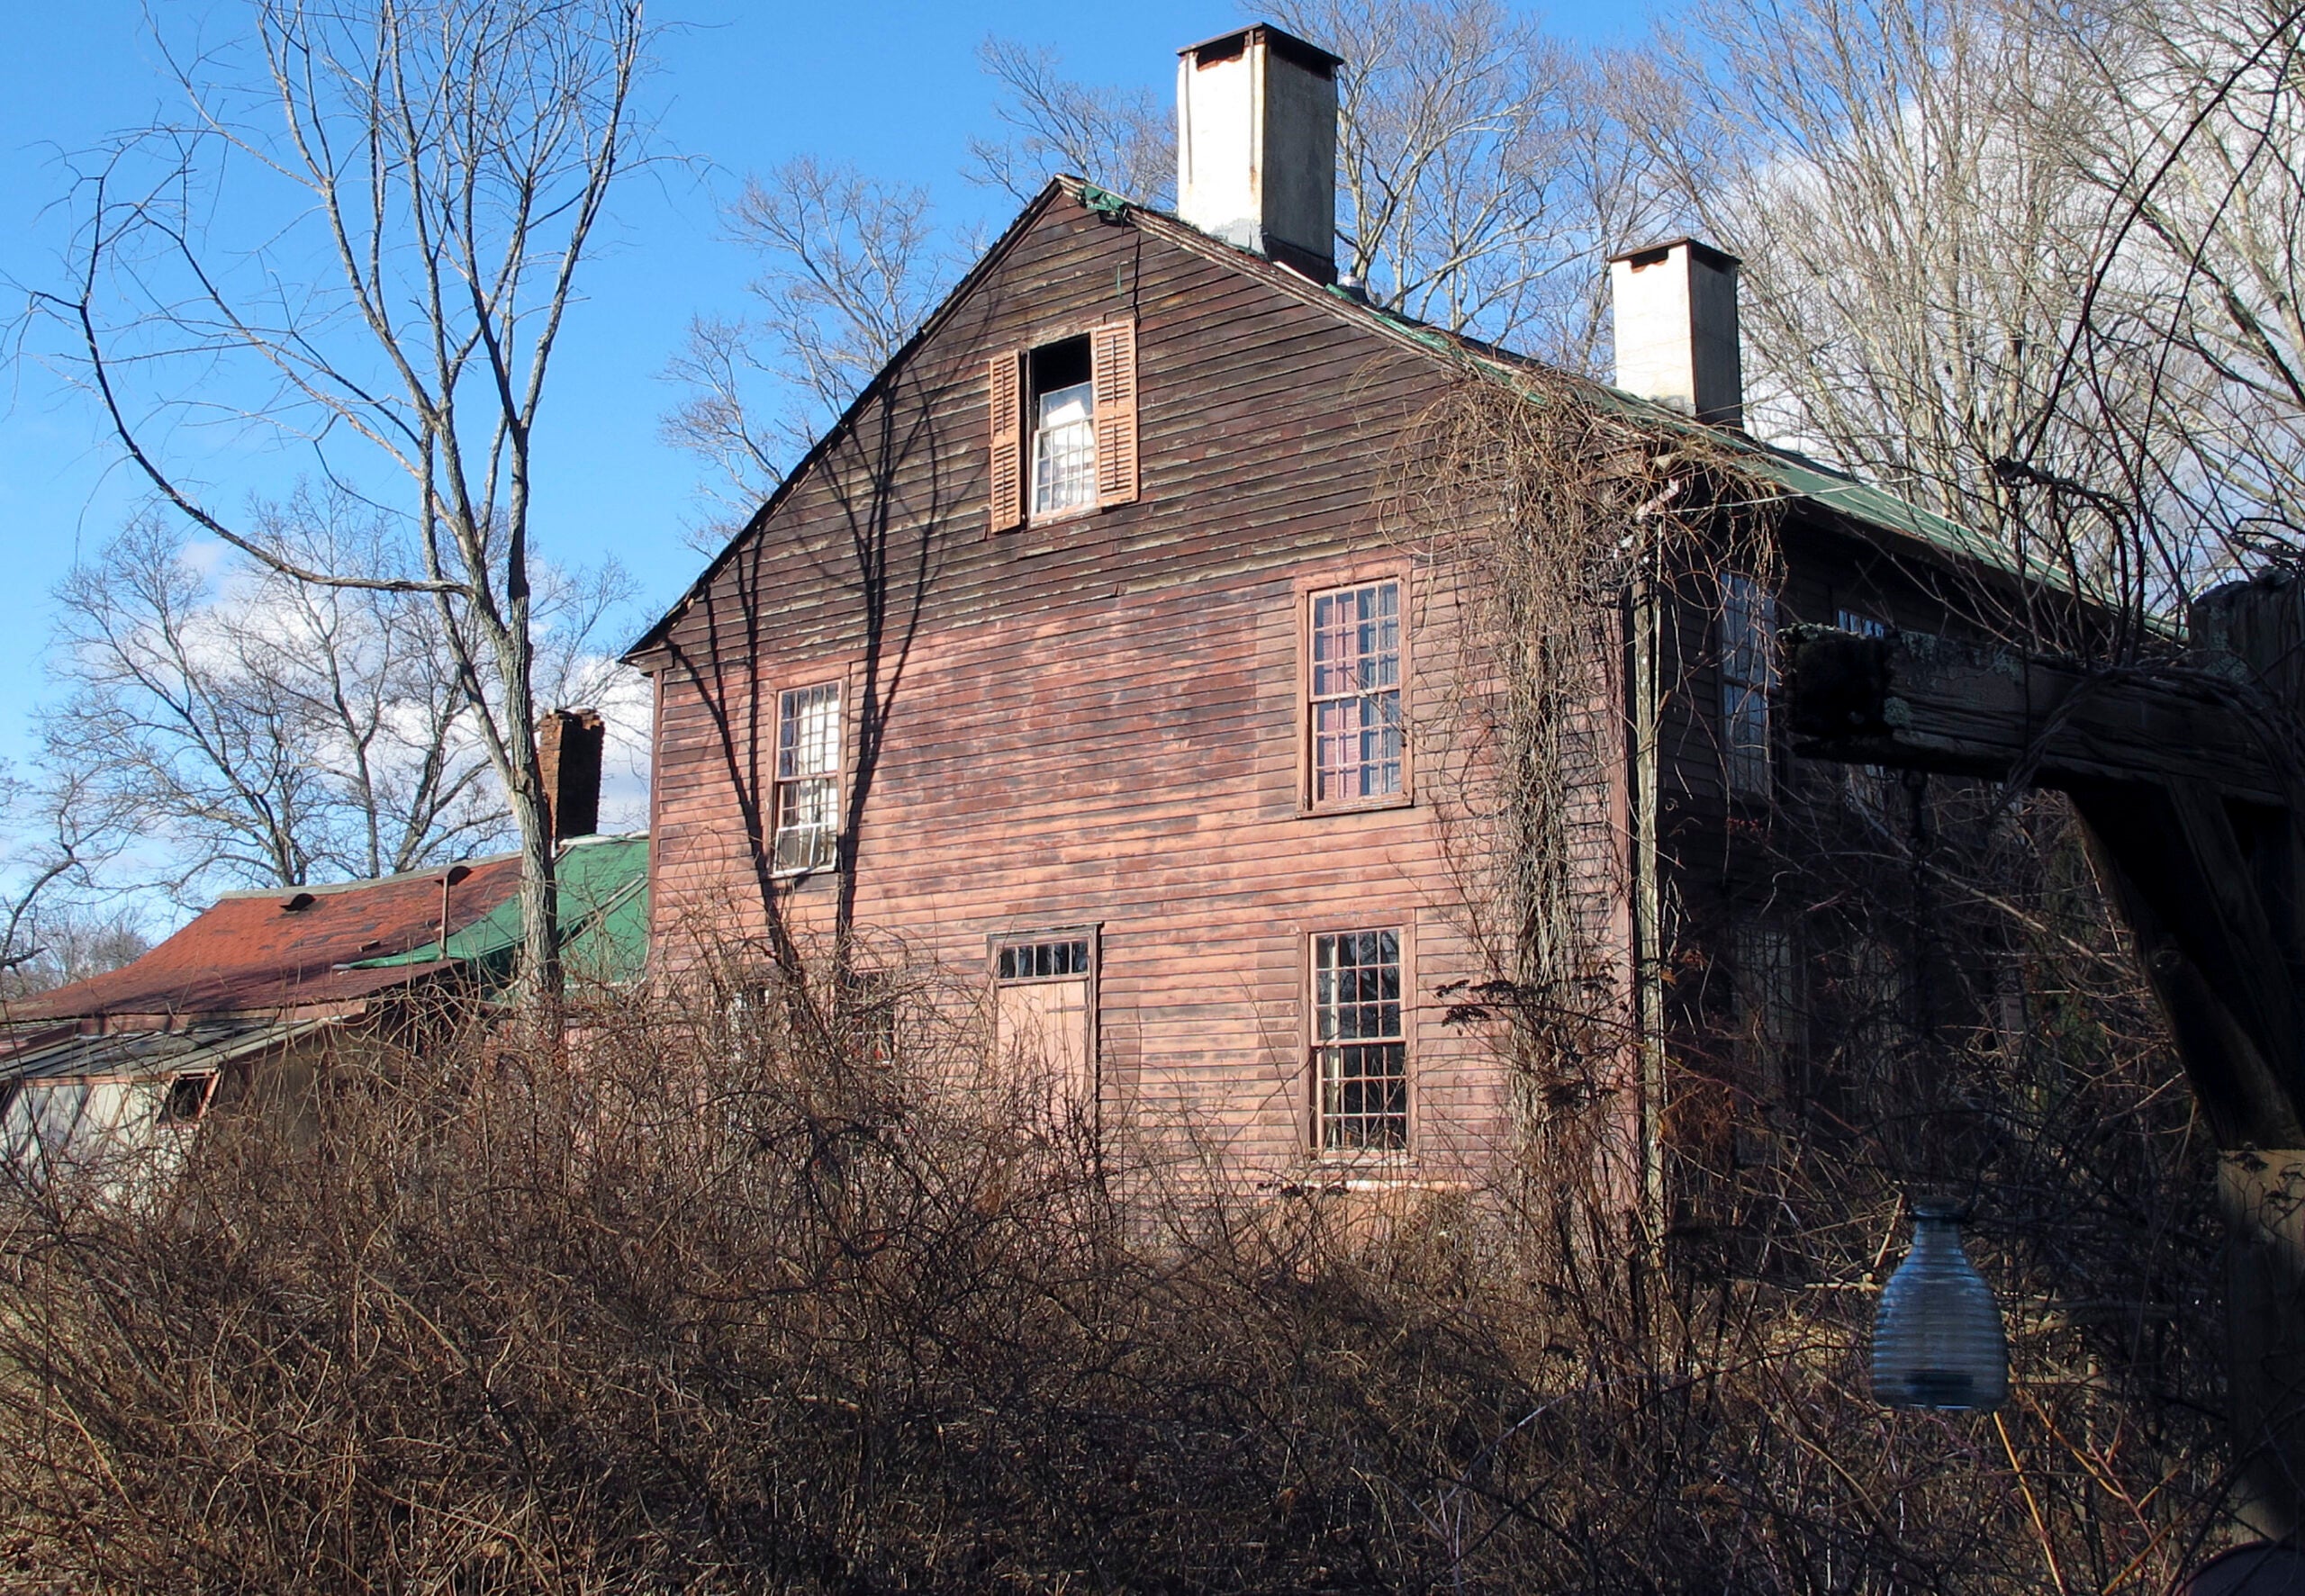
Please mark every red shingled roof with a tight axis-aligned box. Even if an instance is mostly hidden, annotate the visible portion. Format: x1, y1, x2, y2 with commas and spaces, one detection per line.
7, 855, 526, 1023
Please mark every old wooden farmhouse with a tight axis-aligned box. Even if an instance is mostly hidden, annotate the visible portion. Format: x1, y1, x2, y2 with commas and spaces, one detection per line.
628, 23, 2031, 1199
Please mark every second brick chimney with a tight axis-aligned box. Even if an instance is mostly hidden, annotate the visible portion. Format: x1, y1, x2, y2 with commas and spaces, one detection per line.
537, 708, 605, 843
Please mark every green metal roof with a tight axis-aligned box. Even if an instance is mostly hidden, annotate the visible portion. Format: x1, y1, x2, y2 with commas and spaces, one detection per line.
351, 834, 648, 989
1307, 278, 2027, 582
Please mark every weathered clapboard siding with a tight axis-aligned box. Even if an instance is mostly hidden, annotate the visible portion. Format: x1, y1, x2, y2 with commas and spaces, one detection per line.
635, 180, 2002, 1193
635, 189, 1570, 1186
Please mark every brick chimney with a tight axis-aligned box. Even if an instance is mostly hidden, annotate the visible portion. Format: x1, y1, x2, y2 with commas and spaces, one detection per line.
536, 708, 604, 843
1609, 238, 1745, 429
1176, 23, 1342, 283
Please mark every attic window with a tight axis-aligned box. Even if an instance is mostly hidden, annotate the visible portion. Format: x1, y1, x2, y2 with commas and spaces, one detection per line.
1030, 338, 1096, 518
283, 892, 317, 913
986, 321, 1138, 532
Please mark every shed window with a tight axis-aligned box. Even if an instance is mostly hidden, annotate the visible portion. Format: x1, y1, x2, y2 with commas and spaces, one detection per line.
159, 1072, 215, 1127
1309, 580, 1404, 806
1314, 929, 1407, 1151
1721, 573, 1776, 797
773, 681, 841, 873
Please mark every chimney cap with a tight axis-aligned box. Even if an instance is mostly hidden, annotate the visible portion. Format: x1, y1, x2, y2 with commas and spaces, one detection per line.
1609, 236, 1742, 271
1178, 23, 1342, 75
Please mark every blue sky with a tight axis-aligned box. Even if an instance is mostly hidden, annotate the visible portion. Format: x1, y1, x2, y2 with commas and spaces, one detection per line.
0, 0, 1672, 786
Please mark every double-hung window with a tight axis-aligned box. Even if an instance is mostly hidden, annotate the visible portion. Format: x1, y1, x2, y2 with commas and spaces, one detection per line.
1314, 929, 1407, 1151
1308, 580, 1404, 807
1721, 573, 1776, 797
773, 681, 841, 873
1030, 338, 1097, 517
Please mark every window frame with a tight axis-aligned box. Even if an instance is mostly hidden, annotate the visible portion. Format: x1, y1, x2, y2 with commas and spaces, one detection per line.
1303, 922, 1416, 1159
1026, 339, 1098, 522
1834, 608, 1894, 812
987, 320, 1139, 537
1719, 571, 1777, 799
770, 676, 845, 879
1297, 566, 1415, 815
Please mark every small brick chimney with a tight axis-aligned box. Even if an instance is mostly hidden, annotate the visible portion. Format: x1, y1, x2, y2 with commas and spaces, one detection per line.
1176, 23, 1342, 283
536, 708, 604, 843
1609, 238, 1745, 429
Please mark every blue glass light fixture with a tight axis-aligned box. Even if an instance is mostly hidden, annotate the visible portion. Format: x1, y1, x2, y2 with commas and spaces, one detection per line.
1870, 1200, 2008, 1411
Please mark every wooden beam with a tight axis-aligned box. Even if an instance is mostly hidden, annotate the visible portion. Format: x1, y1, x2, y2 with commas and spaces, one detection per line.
1782, 626, 2287, 806
1784, 605, 2305, 1539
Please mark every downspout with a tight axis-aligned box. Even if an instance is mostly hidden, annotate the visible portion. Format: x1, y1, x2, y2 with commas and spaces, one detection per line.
1628, 549, 1669, 1281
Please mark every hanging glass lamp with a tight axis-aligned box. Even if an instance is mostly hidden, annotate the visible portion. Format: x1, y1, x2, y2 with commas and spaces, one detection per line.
1869, 1200, 2008, 1411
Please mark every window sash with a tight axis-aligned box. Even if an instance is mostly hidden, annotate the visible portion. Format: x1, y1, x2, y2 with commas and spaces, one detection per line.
773, 681, 841, 872
1835, 609, 1893, 807
1313, 929, 1407, 1151
1721, 574, 1776, 795
1031, 380, 1097, 515
1308, 581, 1404, 805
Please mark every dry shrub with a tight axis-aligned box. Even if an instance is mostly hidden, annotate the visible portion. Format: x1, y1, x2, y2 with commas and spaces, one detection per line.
0, 951, 2227, 1593
0, 379, 2235, 1592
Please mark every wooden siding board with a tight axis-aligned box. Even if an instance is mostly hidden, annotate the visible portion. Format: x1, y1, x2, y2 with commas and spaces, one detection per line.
645, 201, 1560, 1184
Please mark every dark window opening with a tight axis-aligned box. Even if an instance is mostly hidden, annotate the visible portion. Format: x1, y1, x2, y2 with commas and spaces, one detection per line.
160, 1073, 214, 1127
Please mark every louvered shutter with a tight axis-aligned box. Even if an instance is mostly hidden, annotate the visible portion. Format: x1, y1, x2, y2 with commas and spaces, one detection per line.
988, 350, 1025, 532
1090, 319, 1140, 508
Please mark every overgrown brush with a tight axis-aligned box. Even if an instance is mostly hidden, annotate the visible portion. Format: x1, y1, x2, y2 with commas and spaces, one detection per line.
0, 955, 2228, 1593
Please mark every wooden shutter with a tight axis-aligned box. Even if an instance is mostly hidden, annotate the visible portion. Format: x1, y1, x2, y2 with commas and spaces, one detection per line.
1090, 319, 1140, 508
988, 350, 1025, 532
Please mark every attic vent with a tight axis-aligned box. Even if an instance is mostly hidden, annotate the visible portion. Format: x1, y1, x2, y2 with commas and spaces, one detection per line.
284, 892, 318, 913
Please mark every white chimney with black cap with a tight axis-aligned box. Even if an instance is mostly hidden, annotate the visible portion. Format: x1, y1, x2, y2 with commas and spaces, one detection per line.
1609, 238, 1745, 429
1176, 23, 1342, 283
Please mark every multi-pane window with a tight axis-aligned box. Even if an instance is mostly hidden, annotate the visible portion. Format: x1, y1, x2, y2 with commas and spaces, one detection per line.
1309, 580, 1404, 806
773, 681, 841, 873
1030, 338, 1096, 517
1721, 573, 1776, 797
1314, 929, 1407, 1151
1733, 916, 1803, 1096
996, 937, 1091, 980
1836, 609, 1892, 811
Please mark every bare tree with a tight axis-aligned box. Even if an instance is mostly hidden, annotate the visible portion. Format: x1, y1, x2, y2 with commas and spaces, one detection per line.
2016, 0, 2305, 591
0, 767, 129, 1002
33, 0, 650, 1000
663, 158, 963, 530
969, 39, 1175, 209
41, 499, 627, 905
1623, 0, 2120, 541
971, 1, 1670, 360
